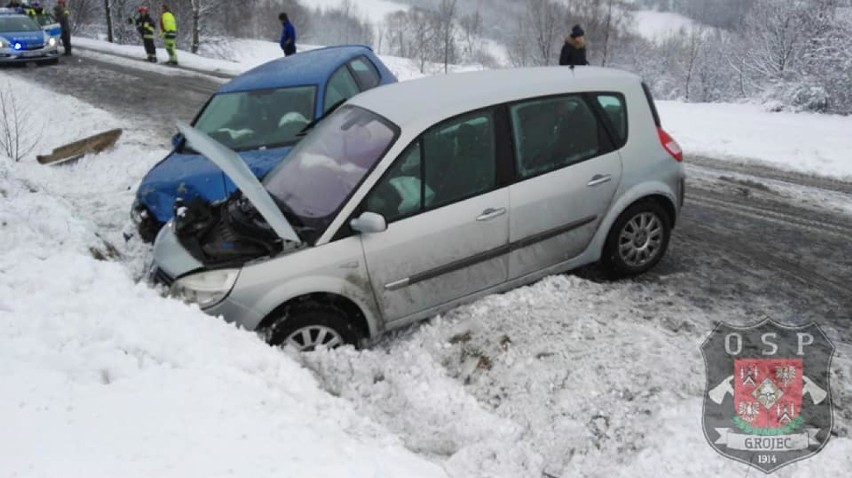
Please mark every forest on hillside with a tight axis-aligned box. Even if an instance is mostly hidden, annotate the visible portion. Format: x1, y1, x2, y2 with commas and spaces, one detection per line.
69, 0, 852, 114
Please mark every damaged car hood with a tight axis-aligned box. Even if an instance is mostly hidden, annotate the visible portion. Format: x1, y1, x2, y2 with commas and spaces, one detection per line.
177, 122, 302, 244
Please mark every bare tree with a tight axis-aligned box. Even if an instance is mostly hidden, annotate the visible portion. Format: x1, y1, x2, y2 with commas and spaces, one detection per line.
436, 0, 459, 73
683, 26, 706, 101
0, 87, 40, 163
525, 0, 564, 66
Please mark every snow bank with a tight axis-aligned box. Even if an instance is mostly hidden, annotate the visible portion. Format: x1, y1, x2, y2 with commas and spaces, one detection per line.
658, 100, 852, 180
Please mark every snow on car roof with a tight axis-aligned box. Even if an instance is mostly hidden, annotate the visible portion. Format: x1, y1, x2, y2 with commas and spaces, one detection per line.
348, 66, 641, 127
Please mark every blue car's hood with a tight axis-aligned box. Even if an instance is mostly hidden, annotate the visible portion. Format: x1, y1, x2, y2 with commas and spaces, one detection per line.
137, 144, 292, 224
0, 31, 45, 49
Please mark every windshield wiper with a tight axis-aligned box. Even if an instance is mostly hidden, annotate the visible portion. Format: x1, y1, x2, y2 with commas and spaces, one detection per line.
297, 99, 347, 137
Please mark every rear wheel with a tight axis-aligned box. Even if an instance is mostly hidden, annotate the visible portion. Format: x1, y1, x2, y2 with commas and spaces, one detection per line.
601, 200, 671, 277
266, 304, 361, 352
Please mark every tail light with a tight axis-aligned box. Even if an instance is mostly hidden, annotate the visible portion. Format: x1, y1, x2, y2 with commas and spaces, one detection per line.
658, 127, 683, 162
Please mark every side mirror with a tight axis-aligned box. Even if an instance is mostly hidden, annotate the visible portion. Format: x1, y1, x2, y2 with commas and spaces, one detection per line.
171, 132, 184, 149
350, 212, 387, 234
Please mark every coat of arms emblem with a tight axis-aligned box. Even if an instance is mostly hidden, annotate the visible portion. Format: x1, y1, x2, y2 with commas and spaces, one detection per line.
701, 319, 834, 473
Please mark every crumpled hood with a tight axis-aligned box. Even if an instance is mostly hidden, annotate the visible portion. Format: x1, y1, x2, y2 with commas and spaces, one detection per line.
137, 144, 291, 224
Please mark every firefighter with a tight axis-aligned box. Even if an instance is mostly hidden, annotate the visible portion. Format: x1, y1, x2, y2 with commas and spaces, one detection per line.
160, 4, 177, 65
128, 5, 157, 62
53, 0, 71, 56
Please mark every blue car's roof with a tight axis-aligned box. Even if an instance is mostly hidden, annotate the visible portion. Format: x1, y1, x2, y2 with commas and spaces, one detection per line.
217, 45, 377, 94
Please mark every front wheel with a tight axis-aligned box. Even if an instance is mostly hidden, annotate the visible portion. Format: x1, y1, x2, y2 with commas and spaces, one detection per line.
601, 201, 671, 278
265, 304, 361, 352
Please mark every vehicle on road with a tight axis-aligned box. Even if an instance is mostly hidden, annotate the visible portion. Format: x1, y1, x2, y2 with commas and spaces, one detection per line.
0, 10, 59, 65
131, 45, 397, 242
150, 66, 685, 352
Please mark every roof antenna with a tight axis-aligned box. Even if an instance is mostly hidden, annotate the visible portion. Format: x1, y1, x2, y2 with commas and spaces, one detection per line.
570, 64, 575, 77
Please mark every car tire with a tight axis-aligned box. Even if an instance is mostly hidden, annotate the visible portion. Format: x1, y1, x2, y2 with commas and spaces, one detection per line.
601, 200, 671, 278
265, 304, 362, 352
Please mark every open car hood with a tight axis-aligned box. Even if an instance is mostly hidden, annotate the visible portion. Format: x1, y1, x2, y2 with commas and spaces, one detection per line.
177, 122, 302, 244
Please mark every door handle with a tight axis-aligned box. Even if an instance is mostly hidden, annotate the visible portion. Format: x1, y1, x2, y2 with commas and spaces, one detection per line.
476, 207, 507, 222
586, 174, 612, 187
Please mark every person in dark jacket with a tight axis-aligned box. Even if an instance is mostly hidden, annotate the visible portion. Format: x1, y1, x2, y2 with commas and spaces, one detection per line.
559, 24, 589, 67
129, 5, 157, 62
53, 0, 71, 55
279, 12, 296, 56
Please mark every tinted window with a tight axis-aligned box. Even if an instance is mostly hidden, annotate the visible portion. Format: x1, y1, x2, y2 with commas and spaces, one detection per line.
349, 57, 381, 90
324, 66, 361, 113
510, 96, 602, 178
193, 86, 315, 151
264, 106, 397, 238
34, 14, 56, 27
363, 111, 496, 222
596, 94, 627, 146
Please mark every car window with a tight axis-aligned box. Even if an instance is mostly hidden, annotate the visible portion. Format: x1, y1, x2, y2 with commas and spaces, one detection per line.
34, 14, 56, 27
348, 56, 381, 90
0, 16, 40, 32
363, 111, 496, 222
364, 143, 434, 222
193, 86, 316, 151
510, 95, 602, 179
324, 66, 361, 113
596, 94, 627, 147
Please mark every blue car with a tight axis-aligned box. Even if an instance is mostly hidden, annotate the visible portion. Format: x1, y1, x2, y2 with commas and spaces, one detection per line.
32, 12, 61, 38
0, 10, 60, 64
132, 45, 397, 242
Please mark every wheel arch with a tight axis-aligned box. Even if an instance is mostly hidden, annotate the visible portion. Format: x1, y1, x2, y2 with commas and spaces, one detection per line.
256, 291, 375, 341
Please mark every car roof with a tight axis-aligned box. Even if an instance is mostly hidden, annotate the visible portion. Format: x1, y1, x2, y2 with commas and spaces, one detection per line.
348, 66, 642, 127
217, 45, 377, 94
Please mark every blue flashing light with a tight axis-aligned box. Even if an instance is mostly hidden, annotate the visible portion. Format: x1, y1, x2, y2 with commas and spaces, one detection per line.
13, 42, 21, 50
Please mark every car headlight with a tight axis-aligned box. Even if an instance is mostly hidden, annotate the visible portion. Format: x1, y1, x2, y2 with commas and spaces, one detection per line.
0, 38, 8, 49
169, 269, 240, 309
47, 37, 57, 47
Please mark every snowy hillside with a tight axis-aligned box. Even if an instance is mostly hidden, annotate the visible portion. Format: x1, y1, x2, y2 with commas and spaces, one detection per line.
631, 9, 698, 41
3, 26, 852, 478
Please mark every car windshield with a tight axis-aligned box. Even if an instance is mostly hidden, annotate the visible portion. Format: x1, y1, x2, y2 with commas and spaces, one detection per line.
0, 16, 40, 32
33, 14, 56, 27
264, 105, 397, 237
192, 86, 316, 152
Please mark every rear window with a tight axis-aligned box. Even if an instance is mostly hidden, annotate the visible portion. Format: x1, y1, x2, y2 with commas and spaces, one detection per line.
641, 82, 662, 127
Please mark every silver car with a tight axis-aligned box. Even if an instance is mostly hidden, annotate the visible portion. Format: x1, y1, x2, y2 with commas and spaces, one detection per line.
151, 66, 686, 351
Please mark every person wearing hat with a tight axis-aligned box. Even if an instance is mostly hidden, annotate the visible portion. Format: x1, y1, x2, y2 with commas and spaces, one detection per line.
559, 24, 590, 67
128, 5, 157, 62
53, 0, 71, 56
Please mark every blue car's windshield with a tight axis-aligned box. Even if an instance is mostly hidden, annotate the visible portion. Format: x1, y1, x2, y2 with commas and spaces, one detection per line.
264, 105, 398, 235
0, 16, 40, 32
193, 85, 316, 152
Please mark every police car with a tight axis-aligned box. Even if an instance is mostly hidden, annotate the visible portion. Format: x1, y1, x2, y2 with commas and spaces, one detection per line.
0, 8, 59, 64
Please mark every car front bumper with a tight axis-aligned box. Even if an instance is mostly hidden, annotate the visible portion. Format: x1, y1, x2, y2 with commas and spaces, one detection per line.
0, 45, 59, 63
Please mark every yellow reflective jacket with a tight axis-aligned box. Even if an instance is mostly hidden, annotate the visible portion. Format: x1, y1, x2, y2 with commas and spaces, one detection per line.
160, 11, 177, 33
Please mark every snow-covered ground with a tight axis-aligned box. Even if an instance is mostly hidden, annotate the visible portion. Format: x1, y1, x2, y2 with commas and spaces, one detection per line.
658, 101, 852, 180
3, 34, 852, 478
631, 9, 698, 42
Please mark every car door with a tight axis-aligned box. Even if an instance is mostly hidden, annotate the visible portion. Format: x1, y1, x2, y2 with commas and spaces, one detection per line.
358, 110, 510, 323
507, 93, 624, 279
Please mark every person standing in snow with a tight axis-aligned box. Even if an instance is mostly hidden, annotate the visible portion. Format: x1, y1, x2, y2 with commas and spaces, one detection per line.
279, 12, 296, 56
160, 4, 178, 65
559, 24, 590, 67
53, 0, 71, 56
129, 5, 157, 62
